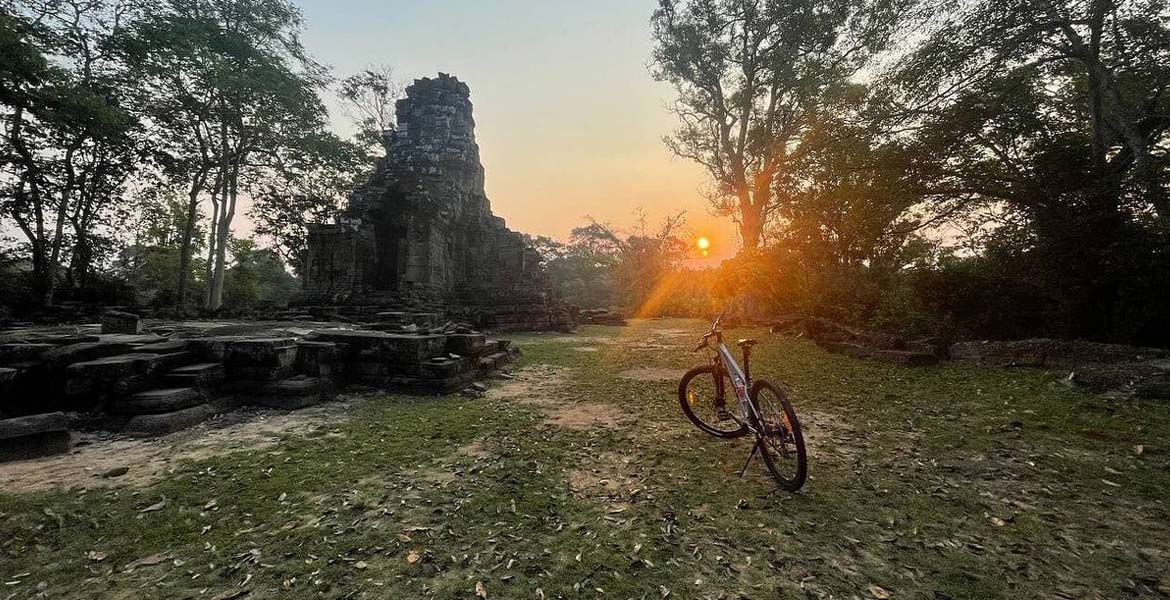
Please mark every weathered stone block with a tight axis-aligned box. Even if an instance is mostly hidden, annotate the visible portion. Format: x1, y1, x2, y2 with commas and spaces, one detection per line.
113, 387, 205, 415
40, 341, 134, 366
445, 333, 485, 357
224, 338, 297, 368
229, 365, 295, 381
295, 341, 337, 377
418, 356, 474, 379
0, 343, 55, 365
134, 340, 191, 354
101, 310, 142, 334
254, 376, 335, 409
310, 330, 446, 363
123, 403, 216, 437
165, 362, 226, 387
185, 336, 243, 362
0, 411, 68, 440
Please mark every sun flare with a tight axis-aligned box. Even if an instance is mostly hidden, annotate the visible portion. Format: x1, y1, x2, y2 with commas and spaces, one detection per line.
697, 237, 710, 251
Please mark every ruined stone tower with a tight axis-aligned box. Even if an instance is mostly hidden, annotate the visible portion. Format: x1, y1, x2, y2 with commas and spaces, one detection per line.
301, 74, 573, 330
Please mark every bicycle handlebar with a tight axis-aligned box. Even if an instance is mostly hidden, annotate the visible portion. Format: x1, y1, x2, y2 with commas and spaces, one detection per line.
693, 308, 727, 352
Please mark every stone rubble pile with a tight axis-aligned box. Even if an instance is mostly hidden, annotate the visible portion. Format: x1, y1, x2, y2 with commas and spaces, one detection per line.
771, 316, 946, 366
577, 308, 628, 326
771, 315, 1170, 400
0, 312, 518, 462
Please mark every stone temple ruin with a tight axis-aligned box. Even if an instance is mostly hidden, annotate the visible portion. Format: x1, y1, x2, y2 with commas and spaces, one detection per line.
296, 73, 575, 332
0, 74, 581, 463
1, 314, 519, 462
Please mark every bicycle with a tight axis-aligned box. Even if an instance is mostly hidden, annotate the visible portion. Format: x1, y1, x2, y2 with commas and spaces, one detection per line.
678, 311, 808, 491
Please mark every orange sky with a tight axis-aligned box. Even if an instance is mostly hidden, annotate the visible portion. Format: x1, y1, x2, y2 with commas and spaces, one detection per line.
294, 0, 741, 266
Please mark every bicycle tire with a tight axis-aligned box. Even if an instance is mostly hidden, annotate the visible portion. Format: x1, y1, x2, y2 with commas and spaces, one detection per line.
750, 378, 807, 491
678, 364, 748, 438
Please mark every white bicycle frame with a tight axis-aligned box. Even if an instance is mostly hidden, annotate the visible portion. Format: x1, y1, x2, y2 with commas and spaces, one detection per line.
712, 340, 765, 435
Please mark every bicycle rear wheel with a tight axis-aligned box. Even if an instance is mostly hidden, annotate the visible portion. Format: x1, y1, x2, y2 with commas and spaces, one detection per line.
678, 364, 747, 438
750, 379, 807, 491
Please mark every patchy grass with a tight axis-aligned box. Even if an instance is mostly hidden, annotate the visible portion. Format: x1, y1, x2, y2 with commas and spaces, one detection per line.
2, 319, 1169, 599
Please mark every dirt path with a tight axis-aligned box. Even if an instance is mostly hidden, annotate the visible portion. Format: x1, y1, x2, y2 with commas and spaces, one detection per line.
0, 401, 355, 491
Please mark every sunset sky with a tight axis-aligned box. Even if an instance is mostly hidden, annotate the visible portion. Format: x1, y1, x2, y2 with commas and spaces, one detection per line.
296, 0, 739, 263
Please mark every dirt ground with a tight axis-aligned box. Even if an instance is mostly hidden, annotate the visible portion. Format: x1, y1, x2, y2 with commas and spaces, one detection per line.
0, 401, 354, 491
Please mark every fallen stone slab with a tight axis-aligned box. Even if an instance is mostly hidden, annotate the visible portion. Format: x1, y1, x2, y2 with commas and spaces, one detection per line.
165, 362, 226, 387
224, 338, 297, 368
123, 403, 216, 437
185, 336, 244, 361
112, 387, 205, 415
446, 333, 486, 357
310, 329, 447, 363
0, 411, 68, 440
101, 310, 142, 334
134, 340, 191, 354
95, 333, 167, 345
254, 376, 335, 409
0, 343, 56, 365
417, 356, 475, 379
41, 341, 135, 367
477, 350, 516, 372
0, 412, 72, 462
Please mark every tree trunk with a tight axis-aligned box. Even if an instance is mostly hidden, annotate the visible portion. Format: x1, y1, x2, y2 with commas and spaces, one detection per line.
176, 169, 208, 311
208, 166, 238, 311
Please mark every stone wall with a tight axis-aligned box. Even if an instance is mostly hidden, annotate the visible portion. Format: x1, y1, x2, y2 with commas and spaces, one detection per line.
302, 74, 571, 330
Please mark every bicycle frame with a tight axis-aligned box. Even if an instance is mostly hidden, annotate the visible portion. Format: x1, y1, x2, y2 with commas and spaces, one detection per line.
710, 338, 765, 436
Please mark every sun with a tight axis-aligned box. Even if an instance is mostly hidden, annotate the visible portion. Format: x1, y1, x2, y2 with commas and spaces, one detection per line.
696, 237, 711, 256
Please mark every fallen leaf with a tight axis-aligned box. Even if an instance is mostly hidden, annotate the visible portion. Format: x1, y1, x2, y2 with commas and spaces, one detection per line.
406, 550, 421, 564
475, 581, 488, 598
122, 552, 171, 572
87, 551, 107, 562
139, 498, 168, 513
990, 516, 1006, 527
659, 585, 671, 597
355, 561, 368, 570
868, 584, 891, 599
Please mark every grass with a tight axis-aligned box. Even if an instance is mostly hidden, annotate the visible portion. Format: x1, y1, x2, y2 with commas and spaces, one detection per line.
2, 318, 1168, 599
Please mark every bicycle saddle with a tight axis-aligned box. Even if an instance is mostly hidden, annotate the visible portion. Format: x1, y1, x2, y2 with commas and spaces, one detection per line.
736, 338, 758, 348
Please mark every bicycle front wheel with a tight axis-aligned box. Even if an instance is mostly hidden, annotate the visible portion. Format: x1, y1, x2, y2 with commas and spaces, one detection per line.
751, 379, 807, 491
678, 364, 747, 438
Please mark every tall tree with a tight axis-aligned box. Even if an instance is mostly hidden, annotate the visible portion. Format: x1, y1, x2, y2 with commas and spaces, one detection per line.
650, 0, 905, 249
1, 0, 144, 306
126, 0, 330, 311
893, 0, 1170, 339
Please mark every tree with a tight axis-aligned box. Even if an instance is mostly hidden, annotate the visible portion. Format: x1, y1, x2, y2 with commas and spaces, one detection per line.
337, 65, 402, 154
125, 0, 331, 311
1, 0, 145, 306
892, 0, 1170, 340
250, 131, 368, 275
650, 0, 905, 249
